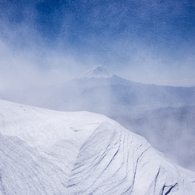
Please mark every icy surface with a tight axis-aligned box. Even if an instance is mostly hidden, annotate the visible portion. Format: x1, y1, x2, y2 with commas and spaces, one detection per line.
0, 99, 195, 194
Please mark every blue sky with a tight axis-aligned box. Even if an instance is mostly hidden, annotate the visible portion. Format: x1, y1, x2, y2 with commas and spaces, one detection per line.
0, 0, 195, 88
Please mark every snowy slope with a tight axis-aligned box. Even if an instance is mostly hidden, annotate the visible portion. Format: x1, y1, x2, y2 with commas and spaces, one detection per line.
0, 99, 195, 194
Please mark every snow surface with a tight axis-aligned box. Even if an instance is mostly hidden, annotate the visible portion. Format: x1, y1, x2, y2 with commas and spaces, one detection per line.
0, 99, 195, 194
79, 65, 114, 79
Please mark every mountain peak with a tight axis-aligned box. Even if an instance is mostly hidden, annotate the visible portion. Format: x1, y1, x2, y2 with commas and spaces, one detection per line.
80, 65, 114, 79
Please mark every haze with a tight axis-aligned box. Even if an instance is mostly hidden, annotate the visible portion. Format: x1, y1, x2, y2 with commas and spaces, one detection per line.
1, 0, 195, 173
1, 0, 195, 95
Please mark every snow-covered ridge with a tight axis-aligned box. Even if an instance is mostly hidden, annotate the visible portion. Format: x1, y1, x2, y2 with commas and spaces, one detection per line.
0, 99, 195, 194
79, 65, 114, 79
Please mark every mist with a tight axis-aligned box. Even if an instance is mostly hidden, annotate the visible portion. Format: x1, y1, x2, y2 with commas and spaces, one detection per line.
1, 0, 195, 93
1, 0, 195, 172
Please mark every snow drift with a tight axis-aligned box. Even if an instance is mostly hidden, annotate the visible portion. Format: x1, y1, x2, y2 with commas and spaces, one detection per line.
0, 99, 195, 194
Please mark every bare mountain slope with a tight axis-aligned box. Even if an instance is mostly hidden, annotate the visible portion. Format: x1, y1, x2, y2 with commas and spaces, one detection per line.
0, 99, 195, 194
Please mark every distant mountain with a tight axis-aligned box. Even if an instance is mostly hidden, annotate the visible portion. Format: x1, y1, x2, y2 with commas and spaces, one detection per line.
0, 99, 195, 194
51, 66, 195, 114
79, 65, 115, 79
2, 65, 195, 112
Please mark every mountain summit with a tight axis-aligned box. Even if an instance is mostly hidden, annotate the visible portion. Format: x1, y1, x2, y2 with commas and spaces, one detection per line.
80, 65, 114, 79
